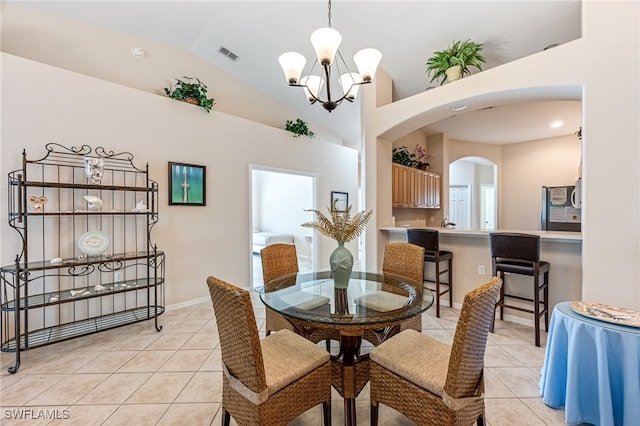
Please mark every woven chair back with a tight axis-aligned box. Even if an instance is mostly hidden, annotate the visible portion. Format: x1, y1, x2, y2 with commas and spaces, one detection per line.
261, 243, 299, 284
206, 276, 267, 394
444, 277, 502, 399
382, 242, 425, 284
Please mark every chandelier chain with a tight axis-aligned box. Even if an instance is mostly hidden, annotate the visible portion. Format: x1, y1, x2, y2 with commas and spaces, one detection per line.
327, 0, 332, 27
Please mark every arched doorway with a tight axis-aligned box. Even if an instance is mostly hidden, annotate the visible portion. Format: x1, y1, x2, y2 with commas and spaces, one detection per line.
449, 156, 497, 230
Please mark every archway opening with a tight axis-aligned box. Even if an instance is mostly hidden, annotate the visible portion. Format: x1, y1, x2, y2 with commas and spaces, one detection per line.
449, 156, 497, 230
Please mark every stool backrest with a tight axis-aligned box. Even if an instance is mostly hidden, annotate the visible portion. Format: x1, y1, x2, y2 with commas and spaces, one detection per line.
406, 229, 439, 253
489, 232, 541, 262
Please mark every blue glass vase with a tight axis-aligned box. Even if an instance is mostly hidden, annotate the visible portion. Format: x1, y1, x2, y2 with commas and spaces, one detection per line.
330, 241, 354, 289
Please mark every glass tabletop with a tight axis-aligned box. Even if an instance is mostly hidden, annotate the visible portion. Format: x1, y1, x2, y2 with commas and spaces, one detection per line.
257, 270, 434, 327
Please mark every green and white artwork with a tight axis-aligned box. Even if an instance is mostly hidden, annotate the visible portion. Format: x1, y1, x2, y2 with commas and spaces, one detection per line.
169, 162, 206, 206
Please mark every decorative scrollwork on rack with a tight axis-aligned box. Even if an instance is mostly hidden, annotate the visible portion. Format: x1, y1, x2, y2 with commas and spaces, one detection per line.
46, 143, 92, 156
67, 264, 96, 277
95, 146, 134, 161
98, 260, 124, 273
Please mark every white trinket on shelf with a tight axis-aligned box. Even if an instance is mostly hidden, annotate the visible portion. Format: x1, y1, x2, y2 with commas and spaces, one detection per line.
132, 200, 147, 212
83, 195, 103, 210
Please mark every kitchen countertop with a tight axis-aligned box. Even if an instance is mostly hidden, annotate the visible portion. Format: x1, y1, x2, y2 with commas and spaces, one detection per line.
379, 226, 582, 243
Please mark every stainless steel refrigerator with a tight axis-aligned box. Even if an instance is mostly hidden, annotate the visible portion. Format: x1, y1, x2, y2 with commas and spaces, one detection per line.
541, 185, 581, 232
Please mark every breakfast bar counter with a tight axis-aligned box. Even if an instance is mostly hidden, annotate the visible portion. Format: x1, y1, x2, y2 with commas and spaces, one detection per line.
381, 226, 582, 326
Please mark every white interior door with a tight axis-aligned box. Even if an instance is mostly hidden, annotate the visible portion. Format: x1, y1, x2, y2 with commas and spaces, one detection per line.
449, 185, 471, 229
480, 185, 496, 230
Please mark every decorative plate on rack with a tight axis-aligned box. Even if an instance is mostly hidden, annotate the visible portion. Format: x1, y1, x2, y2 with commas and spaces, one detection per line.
77, 230, 111, 256
571, 301, 640, 328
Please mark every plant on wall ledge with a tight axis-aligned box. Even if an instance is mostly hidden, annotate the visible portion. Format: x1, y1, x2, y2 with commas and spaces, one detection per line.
285, 118, 315, 138
164, 76, 215, 113
425, 39, 486, 85
392, 146, 418, 167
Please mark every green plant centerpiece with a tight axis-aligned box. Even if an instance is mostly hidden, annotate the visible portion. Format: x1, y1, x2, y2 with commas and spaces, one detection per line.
392, 146, 418, 167
285, 118, 315, 138
302, 203, 373, 288
164, 76, 215, 113
425, 39, 486, 85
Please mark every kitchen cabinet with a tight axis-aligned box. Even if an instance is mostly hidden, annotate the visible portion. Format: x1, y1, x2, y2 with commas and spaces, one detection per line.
0, 143, 165, 374
392, 163, 441, 209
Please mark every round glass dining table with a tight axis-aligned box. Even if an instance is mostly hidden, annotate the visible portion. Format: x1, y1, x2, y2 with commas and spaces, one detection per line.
258, 270, 434, 426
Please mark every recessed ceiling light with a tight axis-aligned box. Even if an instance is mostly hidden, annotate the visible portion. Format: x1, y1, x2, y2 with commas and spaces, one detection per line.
451, 104, 468, 112
550, 120, 564, 128
131, 47, 145, 59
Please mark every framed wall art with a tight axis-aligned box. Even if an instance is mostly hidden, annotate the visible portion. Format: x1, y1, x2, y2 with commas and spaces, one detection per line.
168, 162, 206, 206
331, 191, 348, 212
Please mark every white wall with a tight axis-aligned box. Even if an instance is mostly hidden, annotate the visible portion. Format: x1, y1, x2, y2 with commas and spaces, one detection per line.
0, 53, 359, 306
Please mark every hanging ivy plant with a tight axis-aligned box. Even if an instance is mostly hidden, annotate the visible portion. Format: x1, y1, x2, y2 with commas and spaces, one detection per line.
285, 119, 315, 138
164, 76, 215, 113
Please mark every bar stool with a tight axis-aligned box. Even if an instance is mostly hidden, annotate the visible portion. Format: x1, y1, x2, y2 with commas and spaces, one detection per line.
406, 229, 453, 318
489, 232, 550, 347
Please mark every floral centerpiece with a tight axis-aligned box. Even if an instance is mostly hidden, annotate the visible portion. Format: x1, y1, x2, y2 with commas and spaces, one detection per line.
302, 202, 373, 288
415, 145, 433, 170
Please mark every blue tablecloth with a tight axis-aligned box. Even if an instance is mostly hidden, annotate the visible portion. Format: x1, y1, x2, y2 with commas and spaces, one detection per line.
539, 301, 640, 426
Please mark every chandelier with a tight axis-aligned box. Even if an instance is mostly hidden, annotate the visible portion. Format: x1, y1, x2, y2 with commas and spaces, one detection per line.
278, 0, 382, 112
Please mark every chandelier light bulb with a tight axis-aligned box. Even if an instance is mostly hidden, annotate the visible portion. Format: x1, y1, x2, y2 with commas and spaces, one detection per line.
300, 75, 324, 101
310, 27, 342, 65
354, 48, 382, 82
339, 73, 362, 100
279, 52, 307, 84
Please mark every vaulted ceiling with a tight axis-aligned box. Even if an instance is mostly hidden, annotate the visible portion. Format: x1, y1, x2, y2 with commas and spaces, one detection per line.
1, 1, 583, 147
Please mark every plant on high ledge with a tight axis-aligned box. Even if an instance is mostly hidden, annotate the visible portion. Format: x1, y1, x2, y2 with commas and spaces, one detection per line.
415, 145, 433, 170
285, 119, 315, 138
164, 76, 215, 113
392, 146, 418, 168
425, 39, 486, 85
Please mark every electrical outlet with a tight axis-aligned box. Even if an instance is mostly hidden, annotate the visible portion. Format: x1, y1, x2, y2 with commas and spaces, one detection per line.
114, 271, 123, 282
478, 265, 486, 275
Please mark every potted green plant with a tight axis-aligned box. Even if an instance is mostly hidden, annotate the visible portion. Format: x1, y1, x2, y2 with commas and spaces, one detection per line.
425, 39, 486, 85
164, 76, 215, 113
285, 118, 315, 138
392, 146, 418, 167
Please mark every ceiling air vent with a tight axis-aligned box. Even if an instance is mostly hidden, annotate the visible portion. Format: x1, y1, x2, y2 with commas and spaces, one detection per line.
218, 46, 238, 61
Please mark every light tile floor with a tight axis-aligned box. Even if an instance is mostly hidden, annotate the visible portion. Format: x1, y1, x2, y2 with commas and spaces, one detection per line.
0, 295, 568, 425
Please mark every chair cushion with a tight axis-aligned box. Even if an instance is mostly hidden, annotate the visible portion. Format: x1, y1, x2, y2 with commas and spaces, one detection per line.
261, 329, 329, 394
495, 259, 550, 276
279, 291, 330, 310
424, 250, 453, 262
353, 291, 409, 312
370, 329, 450, 396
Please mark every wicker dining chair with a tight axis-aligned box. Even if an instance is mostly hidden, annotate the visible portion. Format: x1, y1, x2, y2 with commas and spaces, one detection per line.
362, 243, 425, 346
381, 242, 426, 333
261, 243, 299, 336
261, 243, 337, 350
206, 276, 332, 426
369, 277, 502, 426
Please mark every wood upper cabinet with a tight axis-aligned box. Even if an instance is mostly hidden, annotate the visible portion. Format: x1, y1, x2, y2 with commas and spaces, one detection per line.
392, 163, 441, 209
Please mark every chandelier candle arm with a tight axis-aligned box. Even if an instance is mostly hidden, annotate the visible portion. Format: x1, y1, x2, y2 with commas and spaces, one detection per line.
278, 0, 382, 112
